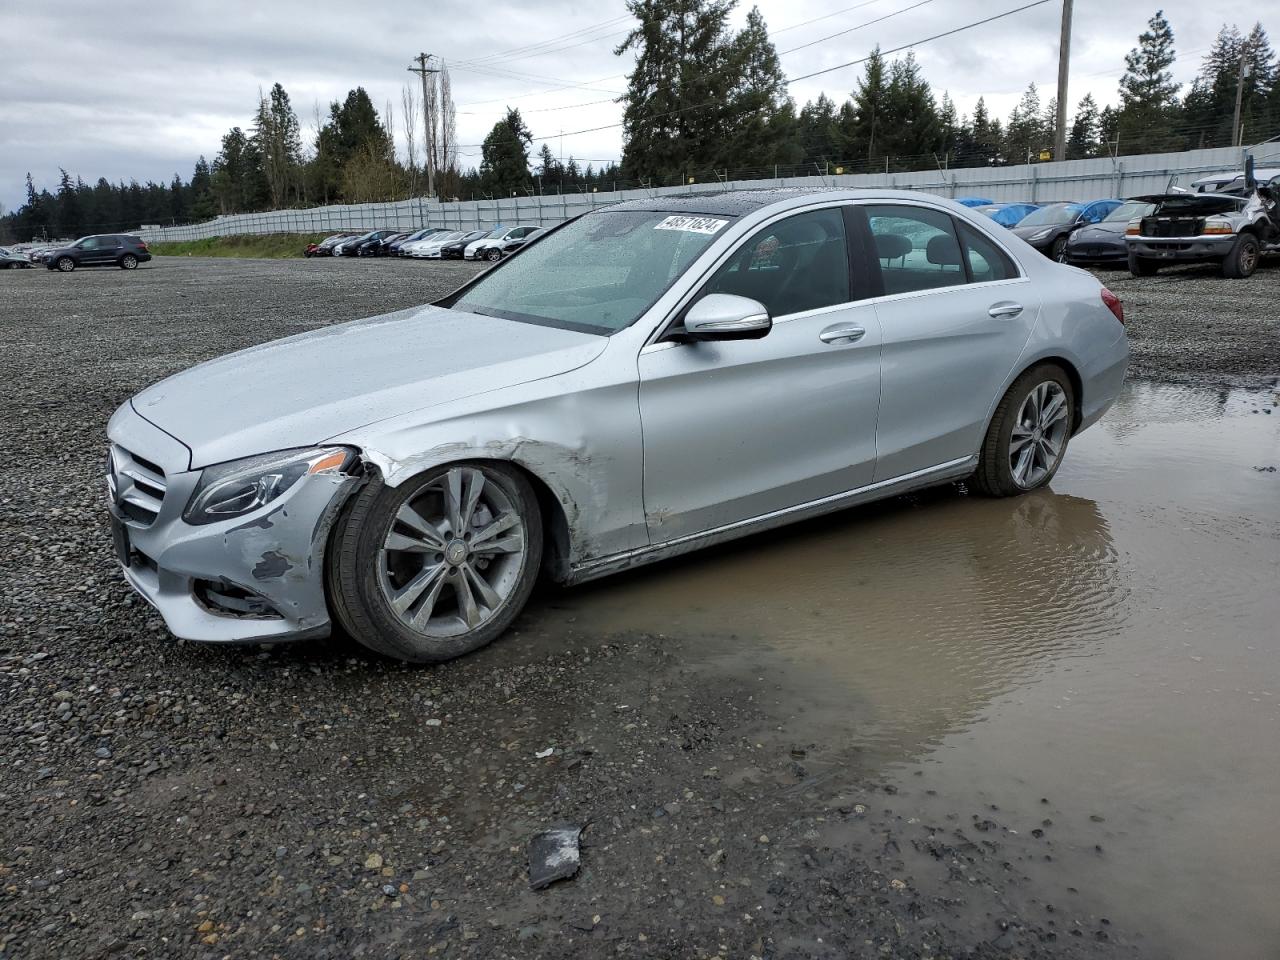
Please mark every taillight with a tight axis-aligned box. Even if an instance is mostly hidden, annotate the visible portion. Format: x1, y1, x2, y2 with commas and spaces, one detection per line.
1100, 287, 1124, 325
139, 241, 149, 251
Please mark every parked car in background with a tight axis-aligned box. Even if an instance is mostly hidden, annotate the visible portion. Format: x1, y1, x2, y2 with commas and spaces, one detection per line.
1062, 199, 1157, 266
332, 231, 380, 256
353, 231, 399, 257
1126, 187, 1280, 278
307, 233, 354, 257
1191, 172, 1243, 193
973, 203, 1040, 228
954, 197, 996, 207
403, 231, 465, 259
438, 230, 490, 259
373, 233, 409, 256
105, 187, 1128, 663
465, 225, 542, 261
1011, 199, 1124, 260
1, 246, 33, 268
45, 234, 151, 272
388, 228, 443, 256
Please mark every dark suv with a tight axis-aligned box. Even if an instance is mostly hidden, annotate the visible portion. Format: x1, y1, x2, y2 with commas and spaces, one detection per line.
46, 235, 152, 272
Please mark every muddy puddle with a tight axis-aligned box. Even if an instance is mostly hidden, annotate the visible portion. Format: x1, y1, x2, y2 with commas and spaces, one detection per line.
526, 379, 1280, 958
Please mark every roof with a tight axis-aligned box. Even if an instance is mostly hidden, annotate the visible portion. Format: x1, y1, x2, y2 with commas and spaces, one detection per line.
604, 187, 873, 217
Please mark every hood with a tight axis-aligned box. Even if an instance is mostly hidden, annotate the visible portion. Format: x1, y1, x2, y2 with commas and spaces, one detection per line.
1011, 222, 1069, 240
1072, 221, 1128, 239
1132, 193, 1246, 215
131, 305, 607, 469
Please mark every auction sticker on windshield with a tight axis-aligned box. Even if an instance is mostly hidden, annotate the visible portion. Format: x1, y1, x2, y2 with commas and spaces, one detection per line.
654, 216, 729, 234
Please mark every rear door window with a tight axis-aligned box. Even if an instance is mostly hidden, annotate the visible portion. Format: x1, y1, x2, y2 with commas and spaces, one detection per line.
956, 221, 1019, 282
865, 205, 965, 295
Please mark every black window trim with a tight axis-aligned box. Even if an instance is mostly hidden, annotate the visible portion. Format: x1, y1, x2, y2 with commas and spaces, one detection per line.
847, 199, 1027, 298
656, 201, 863, 344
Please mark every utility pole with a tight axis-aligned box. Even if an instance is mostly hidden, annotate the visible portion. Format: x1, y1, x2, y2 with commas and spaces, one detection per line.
1053, 0, 1073, 162
408, 53, 440, 198
1232, 43, 1253, 147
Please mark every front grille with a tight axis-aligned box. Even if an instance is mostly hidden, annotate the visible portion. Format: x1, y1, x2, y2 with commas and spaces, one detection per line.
109, 444, 168, 526
1141, 216, 1206, 238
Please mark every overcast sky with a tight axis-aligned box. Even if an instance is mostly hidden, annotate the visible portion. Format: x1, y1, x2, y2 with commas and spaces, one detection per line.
0, 0, 1268, 210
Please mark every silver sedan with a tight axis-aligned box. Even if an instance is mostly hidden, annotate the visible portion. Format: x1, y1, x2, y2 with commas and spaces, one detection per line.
107, 189, 1129, 662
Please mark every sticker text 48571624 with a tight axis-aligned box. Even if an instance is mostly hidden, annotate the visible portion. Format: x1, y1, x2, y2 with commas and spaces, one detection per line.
653, 216, 729, 235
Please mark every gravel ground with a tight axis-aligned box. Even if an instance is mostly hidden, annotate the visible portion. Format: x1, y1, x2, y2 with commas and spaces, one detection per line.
0, 254, 1275, 959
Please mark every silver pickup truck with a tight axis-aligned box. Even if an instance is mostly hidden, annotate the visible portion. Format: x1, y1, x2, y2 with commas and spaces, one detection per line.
1126, 175, 1279, 278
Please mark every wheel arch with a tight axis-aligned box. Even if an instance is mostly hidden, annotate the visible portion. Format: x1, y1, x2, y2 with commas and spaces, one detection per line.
358, 451, 578, 584
989, 354, 1085, 439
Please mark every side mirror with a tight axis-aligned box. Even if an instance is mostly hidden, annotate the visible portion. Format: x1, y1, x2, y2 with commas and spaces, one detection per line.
681, 294, 772, 342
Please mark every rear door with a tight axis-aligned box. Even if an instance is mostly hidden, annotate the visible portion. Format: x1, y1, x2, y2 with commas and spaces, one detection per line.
92, 236, 122, 265
856, 203, 1040, 481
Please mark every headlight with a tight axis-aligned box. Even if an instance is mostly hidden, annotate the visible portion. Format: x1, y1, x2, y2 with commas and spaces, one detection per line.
183, 447, 355, 525
1029, 229, 1052, 242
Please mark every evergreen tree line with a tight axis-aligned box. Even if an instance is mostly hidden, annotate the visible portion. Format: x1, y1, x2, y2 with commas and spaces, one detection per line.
3, 6, 1278, 242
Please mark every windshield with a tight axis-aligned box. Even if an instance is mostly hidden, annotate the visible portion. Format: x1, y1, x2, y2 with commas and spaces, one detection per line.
452, 210, 733, 335
1103, 201, 1155, 222
1018, 203, 1083, 227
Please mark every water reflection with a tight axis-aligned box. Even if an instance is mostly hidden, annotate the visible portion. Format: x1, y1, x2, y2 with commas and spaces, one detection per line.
532, 485, 1128, 761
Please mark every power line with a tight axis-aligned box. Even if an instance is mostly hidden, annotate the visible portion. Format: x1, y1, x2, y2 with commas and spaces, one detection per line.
772, 0, 891, 35
453, 15, 633, 68
787, 0, 1054, 83
452, 0, 1057, 149
779, 0, 938, 56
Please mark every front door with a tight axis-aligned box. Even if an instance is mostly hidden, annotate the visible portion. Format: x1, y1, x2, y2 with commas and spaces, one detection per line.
858, 203, 1040, 481
638, 206, 883, 543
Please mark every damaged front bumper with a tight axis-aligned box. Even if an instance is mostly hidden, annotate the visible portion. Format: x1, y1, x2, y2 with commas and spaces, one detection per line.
107, 404, 360, 644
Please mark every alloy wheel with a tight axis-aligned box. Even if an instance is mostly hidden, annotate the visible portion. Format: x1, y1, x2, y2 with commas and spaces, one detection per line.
121, 254, 137, 270
57, 258, 74, 272
1009, 381, 1070, 489
377, 466, 527, 639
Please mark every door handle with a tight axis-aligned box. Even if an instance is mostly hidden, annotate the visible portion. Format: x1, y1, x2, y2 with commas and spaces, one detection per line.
819, 323, 866, 345
988, 302, 1024, 320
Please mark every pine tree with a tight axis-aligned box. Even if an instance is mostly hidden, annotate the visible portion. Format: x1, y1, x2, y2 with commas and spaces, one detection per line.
848, 47, 888, 162
1005, 83, 1046, 160
720, 7, 792, 170
1116, 10, 1181, 152
616, 0, 737, 182
1067, 94, 1102, 159
253, 83, 304, 208
479, 108, 533, 196
797, 94, 840, 165
55, 169, 82, 238
882, 53, 940, 165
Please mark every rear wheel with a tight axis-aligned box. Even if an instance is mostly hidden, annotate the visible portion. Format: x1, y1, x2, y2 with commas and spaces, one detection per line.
120, 254, 138, 270
327, 462, 543, 663
1221, 233, 1260, 279
1127, 252, 1158, 277
56, 257, 75, 272
970, 364, 1074, 497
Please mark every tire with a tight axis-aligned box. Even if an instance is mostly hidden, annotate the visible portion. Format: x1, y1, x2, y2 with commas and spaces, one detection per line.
327, 462, 543, 663
1221, 233, 1260, 279
120, 254, 138, 270
484, 247, 502, 261
970, 363, 1075, 498
56, 257, 75, 272
1051, 236, 1068, 262
1127, 252, 1158, 277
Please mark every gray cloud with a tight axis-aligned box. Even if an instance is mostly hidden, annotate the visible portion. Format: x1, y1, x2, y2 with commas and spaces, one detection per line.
0, 0, 1266, 210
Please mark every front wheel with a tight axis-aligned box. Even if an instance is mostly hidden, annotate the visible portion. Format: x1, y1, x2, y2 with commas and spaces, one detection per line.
56, 257, 75, 273
1221, 234, 1259, 279
484, 248, 502, 261
969, 364, 1074, 497
120, 254, 138, 270
327, 462, 543, 663
1051, 236, 1069, 262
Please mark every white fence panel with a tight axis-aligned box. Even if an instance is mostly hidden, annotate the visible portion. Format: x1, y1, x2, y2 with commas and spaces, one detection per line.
136, 143, 1276, 244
